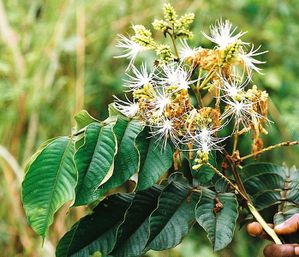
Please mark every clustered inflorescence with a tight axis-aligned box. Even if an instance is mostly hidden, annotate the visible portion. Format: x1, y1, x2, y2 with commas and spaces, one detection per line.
114, 3, 269, 169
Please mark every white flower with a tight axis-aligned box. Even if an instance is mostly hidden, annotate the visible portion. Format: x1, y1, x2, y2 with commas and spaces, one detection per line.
113, 95, 139, 118
152, 88, 172, 114
179, 39, 200, 61
221, 98, 259, 128
202, 19, 247, 49
158, 62, 193, 91
219, 72, 250, 99
115, 35, 143, 70
238, 45, 268, 74
149, 117, 179, 150
182, 126, 225, 153
123, 63, 154, 91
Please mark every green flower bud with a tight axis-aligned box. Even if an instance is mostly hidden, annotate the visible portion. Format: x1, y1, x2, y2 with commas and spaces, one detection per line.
192, 151, 209, 170
175, 29, 193, 39
152, 19, 170, 33
156, 44, 175, 63
178, 13, 195, 28
163, 3, 177, 23
131, 25, 156, 48
221, 40, 241, 64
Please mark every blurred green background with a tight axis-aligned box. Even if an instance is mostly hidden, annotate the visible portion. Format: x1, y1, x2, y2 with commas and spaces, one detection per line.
0, 0, 298, 256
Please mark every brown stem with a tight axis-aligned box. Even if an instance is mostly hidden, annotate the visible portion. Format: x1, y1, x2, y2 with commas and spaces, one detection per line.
232, 122, 240, 154
207, 163, 249, 201
225, 154, 251, 203
240, 141, 298, 162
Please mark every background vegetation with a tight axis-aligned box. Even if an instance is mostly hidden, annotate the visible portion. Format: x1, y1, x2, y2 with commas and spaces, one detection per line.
0, 0, 298, 256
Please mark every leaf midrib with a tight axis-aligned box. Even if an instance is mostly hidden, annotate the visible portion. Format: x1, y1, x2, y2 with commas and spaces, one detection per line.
76, 124, 104, 194
43, 138, 73, 237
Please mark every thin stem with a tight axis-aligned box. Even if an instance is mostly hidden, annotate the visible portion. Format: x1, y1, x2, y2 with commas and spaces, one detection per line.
199, 66, 217, 90
196, 67, 203, 89
207, 163, 248, 201
168, 27, 180, 59
191, 84, 204, 107
248, 203, 282, 244
232, 121, 240, 154
225, 153, 250, 202
240, 141, 298, 161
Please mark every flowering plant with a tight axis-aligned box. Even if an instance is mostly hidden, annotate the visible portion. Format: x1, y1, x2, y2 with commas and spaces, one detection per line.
21, 4, 298, 256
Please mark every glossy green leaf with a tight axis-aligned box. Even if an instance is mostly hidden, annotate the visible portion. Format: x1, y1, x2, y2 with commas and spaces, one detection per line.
74, 122, 117, 206
56, 194, 133, 257
74, 110, 99, 131
136, 136, 173, 191
22, 137, 77, 239
90, 117, 144, 202
145, 181, 199, 251
57, 181, 198, 257
241, 163, 286, 180
110, 186, 163, 257
242, 163, 299, 211
195, 189, 238, 251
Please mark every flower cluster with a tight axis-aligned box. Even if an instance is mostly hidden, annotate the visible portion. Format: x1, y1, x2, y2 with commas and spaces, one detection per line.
114, 3, 269, 169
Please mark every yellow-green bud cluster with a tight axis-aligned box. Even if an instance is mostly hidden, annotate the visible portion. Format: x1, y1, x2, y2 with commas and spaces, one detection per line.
192, 151, 209, 170
163, 3, 177, 23
131, 25, 156, 48
152, 19, 170, 34
174, 13, 195, 39
221, 41, 241, 64
153, 3, 194, 39
156, 44, 175, 63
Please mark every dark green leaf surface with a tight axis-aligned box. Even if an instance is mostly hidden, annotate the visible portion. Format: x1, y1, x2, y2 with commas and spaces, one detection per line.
56, 194, 133, 257
57, 181, 198, 257
195, 189, 238, 251
111, 186, 162, 257
74, 122, 117, 206
93, 118, 144, 198
146, 181, 198, 251
136, 137, 173, 191
242, 163, 299, 210
22, 137, 77, 239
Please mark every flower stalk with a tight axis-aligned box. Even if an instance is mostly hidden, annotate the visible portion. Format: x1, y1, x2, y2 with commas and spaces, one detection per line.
248, 203, 282, 244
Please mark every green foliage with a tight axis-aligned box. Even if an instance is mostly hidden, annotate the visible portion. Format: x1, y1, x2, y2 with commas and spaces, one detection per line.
8, 2, 298, 257
74, 122, 117, 206
136, 132, 173, 191
22, 136, 77, 239
241, 163, 299, 211
56, 180, 200, 257
195, 189, 238, 251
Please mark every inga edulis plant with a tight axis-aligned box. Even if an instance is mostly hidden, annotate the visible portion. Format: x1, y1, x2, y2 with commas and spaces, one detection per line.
21, 3, 299, 257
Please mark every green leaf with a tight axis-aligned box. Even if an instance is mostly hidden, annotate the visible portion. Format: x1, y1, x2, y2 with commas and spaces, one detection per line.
74, 122, 117, 206
85, 117, 144, 203
136, 136, 173, 191
253, 191, 281, 210
74, 110, 99, 131
244, 174, 284, 196
241, 162, 286, 180
57, 181, 197, 257
242, 163, 299, 211
145, 181, 199, 251
195, 188, 238, 251
56, 194, 134, 257
22, 137, 77, 239
110, 186, 163, 257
